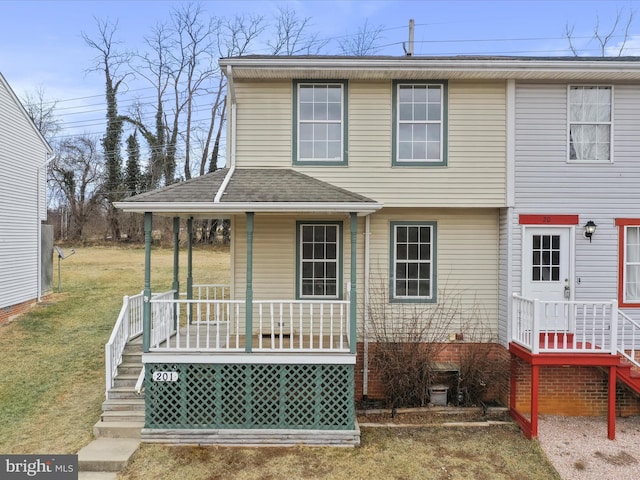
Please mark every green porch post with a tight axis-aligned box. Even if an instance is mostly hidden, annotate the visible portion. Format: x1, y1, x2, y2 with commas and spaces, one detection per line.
143, 212, 152, 353
187, 217, 193, 300
172, 217, 180, 329
186, 217, 193, 325
350, 213, 357, 354
245, 212, 254, 353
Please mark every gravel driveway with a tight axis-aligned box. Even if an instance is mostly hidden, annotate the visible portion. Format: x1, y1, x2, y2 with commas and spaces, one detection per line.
538, 415, 640, 480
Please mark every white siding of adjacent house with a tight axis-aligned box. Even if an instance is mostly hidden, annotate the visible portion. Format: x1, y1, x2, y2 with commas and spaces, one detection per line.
232, 79, 507, 208
512, 82, 640, 323
231, 208, 499, 341
0, 74, 51, 309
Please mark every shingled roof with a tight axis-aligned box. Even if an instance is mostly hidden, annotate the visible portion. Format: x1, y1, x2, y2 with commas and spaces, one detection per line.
114, 168, 382, 217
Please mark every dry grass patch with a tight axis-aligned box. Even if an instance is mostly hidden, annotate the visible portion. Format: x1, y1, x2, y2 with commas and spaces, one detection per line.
120, 425, 561, 480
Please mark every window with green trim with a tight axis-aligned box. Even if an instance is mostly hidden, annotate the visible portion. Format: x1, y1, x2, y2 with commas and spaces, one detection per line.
393, 81, 447, 166
390, 222, 436, 301
297, 222, 342, 298
293, 82, 347, 165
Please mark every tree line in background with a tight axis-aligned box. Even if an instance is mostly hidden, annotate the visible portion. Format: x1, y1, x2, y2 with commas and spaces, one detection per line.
25, 4, 386, 243
21, 4, 635, 243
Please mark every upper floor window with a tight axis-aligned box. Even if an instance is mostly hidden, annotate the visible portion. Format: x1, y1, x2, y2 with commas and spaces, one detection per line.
390, 222, 437, 302
393, 81, 448, 167
568, 86, 612, 162
293, 81, 347, 166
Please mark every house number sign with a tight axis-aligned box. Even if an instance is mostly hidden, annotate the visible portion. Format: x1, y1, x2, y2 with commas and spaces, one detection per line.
153, 371, 179, 382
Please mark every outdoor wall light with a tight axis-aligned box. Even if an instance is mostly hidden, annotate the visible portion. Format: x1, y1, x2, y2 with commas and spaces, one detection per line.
584, 220, 597, 243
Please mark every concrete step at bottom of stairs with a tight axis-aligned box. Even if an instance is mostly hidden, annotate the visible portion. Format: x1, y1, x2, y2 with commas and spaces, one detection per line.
93, 421, 144, 439
78, 472, 118, 480
78, 437, 140, 472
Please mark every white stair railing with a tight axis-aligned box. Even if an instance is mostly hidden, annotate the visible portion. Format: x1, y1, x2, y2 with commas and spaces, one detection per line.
105, 292, 144, 396
617, 310, 640, 368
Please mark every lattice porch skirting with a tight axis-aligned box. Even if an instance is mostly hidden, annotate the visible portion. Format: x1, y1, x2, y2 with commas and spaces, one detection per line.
144, 362, 358, 445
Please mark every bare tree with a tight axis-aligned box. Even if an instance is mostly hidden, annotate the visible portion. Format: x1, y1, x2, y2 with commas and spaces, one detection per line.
338, 20, 385, 56
49, 136, 104, 241
82, 18, 131, 240
21, 87, 61, 141
566, 8, 635, 56
268, 6, 327, 55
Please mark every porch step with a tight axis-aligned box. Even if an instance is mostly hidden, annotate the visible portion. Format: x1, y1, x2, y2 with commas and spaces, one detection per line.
113, 373, 141, 389
117, 362, 142, 375
77, 438, 140, 472
617, 360, 640, 396
107, 387, 141, 400
101, 410, 145, 423
93, 421, 144, 439
102, 398, 145, 412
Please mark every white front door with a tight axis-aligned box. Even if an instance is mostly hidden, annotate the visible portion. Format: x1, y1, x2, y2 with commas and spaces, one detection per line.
523, 227, 573, 330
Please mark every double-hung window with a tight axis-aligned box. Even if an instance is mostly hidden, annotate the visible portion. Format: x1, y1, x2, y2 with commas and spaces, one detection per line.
297, 222, 342, 299
393, 81, 447, 166
294, 81, 347, 165
568, 86, 612, 162
617, 219, 640, 306
390, 222, 437, 302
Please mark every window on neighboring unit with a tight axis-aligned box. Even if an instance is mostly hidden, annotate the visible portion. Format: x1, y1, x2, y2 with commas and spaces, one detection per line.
568, 85, 612, 162
297, 222, 342, 299
294, 82, 347, 165
622, 225, 640, 304
390, 222, 437, 302
393, 81, 447, 166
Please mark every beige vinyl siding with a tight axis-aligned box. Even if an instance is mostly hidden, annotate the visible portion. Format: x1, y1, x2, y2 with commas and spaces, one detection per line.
232, 213, 356, 301
232, 79, 507, 207
234, 80, 292, 167
367, 208, 499, 340
231, 209, 499, 341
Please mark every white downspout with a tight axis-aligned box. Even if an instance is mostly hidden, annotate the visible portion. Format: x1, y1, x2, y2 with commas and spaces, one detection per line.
363, 213, 371, 399
214, 65, 237, 203
37, 153, 56, 302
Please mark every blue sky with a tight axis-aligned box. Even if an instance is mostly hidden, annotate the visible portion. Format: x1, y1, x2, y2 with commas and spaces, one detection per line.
1, 0, 639, 141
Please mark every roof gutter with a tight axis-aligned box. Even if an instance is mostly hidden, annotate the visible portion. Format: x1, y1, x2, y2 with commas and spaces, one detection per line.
214, 65, 237, 203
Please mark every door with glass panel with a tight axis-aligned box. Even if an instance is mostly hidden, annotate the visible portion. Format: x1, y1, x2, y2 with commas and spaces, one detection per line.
523, 227, 572, 331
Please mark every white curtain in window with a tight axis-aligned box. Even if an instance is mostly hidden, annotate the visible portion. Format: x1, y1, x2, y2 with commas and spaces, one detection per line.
626, 227, 640, 301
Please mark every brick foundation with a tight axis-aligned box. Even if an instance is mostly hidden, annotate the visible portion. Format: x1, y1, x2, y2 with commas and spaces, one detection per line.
0, 298, 38, 326
511, 356, 640, 417
355, 341, 511, 406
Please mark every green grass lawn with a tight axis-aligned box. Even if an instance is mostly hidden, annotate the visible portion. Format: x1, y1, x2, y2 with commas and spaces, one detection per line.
0, 245, 560, 479
0, 245, 229, 454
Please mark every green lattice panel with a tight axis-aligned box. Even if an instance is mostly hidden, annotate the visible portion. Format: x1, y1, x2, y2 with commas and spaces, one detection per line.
145, 363, 354, 430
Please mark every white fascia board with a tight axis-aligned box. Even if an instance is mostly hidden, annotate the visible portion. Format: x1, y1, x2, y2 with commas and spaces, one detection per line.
114, 201, 383, 216
220, 57, 640, 80
142, 352, 356, 365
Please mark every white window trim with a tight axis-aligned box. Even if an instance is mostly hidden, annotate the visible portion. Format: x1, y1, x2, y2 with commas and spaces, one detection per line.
566, 84, 614, 164
297, 222, 342, 300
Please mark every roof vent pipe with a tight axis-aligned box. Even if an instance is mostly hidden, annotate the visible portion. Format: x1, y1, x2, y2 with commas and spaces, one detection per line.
403, 19, 415, 56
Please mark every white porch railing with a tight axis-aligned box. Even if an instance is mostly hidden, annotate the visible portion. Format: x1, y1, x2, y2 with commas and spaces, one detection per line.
148, 296, 351, 353
512, 293, 618, 355
105, 292, 144, 395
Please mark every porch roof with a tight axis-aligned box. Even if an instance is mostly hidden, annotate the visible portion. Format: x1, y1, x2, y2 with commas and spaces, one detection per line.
114, 168, 383, 217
